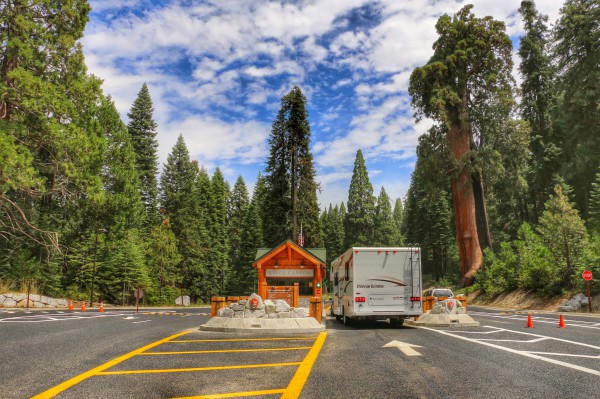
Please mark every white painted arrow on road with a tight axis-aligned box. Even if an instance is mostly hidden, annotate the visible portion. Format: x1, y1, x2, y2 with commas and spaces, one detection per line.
383, 340, 423, 356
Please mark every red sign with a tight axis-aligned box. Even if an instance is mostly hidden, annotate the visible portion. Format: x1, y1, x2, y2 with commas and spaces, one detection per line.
582, 270, 593, 281
316, 289, 322, 295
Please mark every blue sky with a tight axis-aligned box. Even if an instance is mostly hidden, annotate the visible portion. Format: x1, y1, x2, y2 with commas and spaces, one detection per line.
83, 0, 563, 209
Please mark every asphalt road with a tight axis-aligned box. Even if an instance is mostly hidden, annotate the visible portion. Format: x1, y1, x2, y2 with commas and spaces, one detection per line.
1, 306, 599, 398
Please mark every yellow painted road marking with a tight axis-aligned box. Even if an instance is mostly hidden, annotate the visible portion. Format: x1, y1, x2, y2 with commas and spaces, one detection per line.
97, 362, 301, 375
140, 346, 312, 355
281, 332, 327, 399
31, 330, 191, 399
169, 388, 285, 399
169, 337, 317, 343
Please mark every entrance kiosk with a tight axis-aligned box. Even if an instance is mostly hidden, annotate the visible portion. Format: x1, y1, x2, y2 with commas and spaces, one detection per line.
253, 240, 326, 306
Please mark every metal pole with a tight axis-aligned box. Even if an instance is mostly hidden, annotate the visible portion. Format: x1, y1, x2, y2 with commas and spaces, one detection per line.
90, 231, 99, 307
587, 280, 592, 312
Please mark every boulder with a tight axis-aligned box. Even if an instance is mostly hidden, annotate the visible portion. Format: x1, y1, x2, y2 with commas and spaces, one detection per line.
558, 305, 574, 312
175, 295, 190, 306
247, 293, 265, 310
245, 309, 266, 318
275, 300, 291, 312
33, 301, 46, 308
233, 311, 245, 318
3, 299, 16, 307
57, 299, 68, 307
278, 311, 291, 318
230, 303, 245, 311
13, 294, 26, 302
263, 299, 276, 314
291, 308, 307, 318
580, 297, 589, 307
0, 295, 5, 305
218, 308, 234, 317
29, 294, 41, 302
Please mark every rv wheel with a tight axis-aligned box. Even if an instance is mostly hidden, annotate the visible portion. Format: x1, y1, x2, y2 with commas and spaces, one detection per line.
390, 318, 404, 327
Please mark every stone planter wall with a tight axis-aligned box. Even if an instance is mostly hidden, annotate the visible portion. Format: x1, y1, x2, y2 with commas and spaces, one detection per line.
0, 293, 68, 308
217, 293, 308, 319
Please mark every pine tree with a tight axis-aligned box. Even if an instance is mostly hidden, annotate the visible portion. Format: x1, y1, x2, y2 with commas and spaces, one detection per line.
207, 168, 230, 296
325, 204, 345, 264
227, 176, 250, 276
373, 187, 398, 246
263, 86, 322, 246
0, 0, 112, 300
537, 185, 588, 288
345, 149, 375, 247
588, 167, 600, 234
393, 198, 405, 245
99, 96, 144, 234
235, 192, 264, 295
147, 219, 181, 304
553, 0, 600, 217
518, 0, 558, 220
128, 83, 159, 227
160, 135, 206, 302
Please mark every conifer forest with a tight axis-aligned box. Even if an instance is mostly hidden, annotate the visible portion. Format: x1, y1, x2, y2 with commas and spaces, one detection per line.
0, 1, 598, 304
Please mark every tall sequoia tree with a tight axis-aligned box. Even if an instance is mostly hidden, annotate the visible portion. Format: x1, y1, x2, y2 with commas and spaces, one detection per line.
345, 149, 376, 248
409, 5, 514, 285
263, 86, 322, 246
552, 0, 600, 218
128, 83, 160, 227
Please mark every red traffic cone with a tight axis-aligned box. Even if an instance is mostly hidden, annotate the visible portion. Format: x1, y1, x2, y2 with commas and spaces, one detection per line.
558, 314, 565, 328
526, 314, 533, 328
68, 300, 73, 311
99, 301, 104, 313
81, 301, 86, 312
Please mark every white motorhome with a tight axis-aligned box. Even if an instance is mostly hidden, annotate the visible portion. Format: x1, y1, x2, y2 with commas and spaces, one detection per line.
330, 247, 422, 326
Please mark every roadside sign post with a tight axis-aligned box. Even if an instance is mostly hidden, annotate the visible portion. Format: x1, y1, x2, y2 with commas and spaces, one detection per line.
134, 287, 144, 313
582, 270, 592, 312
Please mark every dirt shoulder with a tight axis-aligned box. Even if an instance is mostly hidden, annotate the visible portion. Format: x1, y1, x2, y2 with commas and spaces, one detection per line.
465, 289, 600, 313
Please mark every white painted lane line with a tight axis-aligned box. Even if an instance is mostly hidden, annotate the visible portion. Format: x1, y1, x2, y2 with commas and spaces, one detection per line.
525, 352, 600, 359
483, 326, 600, 350
477, 337, 549, 343
420, 327, 600, 377
470, 312, 600, 329
133, 320, 152, 324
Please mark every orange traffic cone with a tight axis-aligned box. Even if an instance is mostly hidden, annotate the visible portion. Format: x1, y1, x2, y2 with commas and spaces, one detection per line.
558, 314, 565, 328
68, 300, 73, 311
81, 301, 86, 312
99, 301, 104, 313
526, 314, 533, 328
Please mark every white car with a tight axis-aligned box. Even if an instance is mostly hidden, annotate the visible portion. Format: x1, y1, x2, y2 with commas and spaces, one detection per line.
424, 288, 454, 300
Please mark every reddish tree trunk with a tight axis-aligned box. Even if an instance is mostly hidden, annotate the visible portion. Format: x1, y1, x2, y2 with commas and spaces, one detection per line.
447, 122, 483, 286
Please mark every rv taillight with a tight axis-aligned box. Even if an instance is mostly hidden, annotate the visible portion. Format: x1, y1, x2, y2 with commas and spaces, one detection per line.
411, 296, 421, 302
355, 297, 366, 302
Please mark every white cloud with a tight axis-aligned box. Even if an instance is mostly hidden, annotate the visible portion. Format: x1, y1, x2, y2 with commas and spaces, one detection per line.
160, 116, 269, 166
82, 0, 564, 208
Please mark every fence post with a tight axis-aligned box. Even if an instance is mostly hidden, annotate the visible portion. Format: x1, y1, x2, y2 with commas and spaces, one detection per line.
456, 295, 468, 312
293, 283, 300, 308
227, 296, 239, 307
211, 296, 226, 317
309, 297, 322, 323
